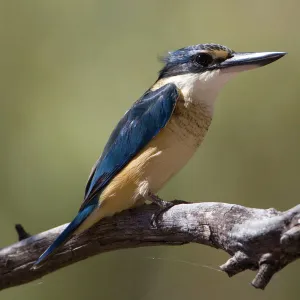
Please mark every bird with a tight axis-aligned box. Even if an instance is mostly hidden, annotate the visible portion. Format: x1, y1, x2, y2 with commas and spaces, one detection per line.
33, 43, 286, 268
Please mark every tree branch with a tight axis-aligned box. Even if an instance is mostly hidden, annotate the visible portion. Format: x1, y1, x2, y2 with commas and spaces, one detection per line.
1, 201, 300, 291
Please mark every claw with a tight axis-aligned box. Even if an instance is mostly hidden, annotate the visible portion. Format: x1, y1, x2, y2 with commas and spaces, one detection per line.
147, 192, 176, 227
150, 202, 175, 227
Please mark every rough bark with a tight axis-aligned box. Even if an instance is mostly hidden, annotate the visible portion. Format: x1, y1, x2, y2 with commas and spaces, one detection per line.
0, 201, 300, 291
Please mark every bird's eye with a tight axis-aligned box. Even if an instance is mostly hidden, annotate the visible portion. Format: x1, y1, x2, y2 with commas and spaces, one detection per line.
194, 53, 214, 67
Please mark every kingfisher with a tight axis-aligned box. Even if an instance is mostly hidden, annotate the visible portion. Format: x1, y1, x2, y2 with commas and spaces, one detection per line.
33, 43, 286, 268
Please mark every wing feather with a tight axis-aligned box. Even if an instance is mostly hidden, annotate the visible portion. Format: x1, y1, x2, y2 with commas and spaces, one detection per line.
80, 83, 179, 211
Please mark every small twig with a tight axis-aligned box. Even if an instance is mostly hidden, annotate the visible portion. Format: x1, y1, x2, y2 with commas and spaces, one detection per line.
252, 263, 277, 289
15, 224, 31, 241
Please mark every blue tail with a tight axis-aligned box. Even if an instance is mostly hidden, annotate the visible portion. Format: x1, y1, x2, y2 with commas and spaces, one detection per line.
32, 204, 97, 269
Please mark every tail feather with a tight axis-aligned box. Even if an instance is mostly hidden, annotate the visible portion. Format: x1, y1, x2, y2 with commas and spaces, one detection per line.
32, 204, 97, 269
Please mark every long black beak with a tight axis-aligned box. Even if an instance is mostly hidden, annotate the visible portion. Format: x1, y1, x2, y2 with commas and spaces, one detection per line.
220, 52, 286, 70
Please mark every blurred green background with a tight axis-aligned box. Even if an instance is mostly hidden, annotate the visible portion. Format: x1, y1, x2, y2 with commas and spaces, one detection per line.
1, 0, 299, 299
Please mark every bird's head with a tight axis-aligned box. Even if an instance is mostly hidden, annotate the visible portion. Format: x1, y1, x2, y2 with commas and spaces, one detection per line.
157, 43, 286, 109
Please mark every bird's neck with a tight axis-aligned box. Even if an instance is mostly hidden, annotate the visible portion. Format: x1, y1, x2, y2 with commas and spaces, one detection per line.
153, 73, 221, 116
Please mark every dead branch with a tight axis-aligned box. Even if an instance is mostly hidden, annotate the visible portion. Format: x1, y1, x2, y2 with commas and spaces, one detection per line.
0, 201, 300, 291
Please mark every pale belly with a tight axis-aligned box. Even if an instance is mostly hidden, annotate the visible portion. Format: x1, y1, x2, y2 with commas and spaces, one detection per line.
76, 101, 212, 234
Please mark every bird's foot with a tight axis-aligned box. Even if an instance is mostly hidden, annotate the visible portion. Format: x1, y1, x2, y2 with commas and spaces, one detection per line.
147, 192, 177, 227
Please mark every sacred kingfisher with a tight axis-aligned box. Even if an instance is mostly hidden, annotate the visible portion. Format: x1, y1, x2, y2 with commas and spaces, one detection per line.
33, 43, 286, 268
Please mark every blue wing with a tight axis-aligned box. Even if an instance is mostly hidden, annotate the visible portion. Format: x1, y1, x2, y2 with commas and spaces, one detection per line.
81, 82, 179, 210
33, 83, 179, 268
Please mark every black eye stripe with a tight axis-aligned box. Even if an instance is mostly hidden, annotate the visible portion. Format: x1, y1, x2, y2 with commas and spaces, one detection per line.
214, 57, 226, 64
194, 53, 214, 67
